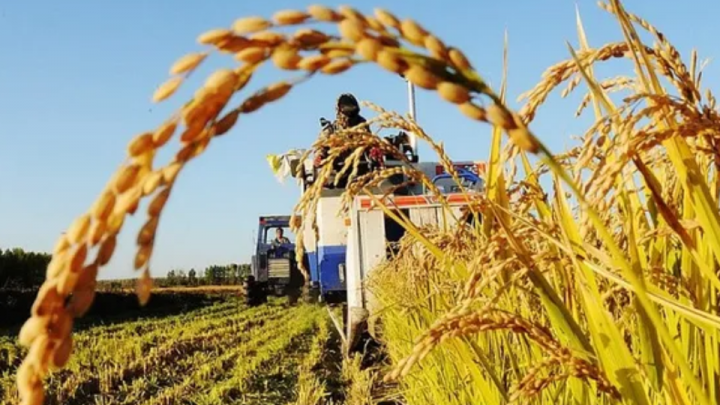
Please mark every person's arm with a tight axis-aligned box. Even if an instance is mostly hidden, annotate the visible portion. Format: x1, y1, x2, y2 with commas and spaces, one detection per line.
314, 123, 333, 166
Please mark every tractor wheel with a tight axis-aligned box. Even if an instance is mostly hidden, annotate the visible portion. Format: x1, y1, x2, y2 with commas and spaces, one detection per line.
244, 281, 259, 307
287, 287, 301, 305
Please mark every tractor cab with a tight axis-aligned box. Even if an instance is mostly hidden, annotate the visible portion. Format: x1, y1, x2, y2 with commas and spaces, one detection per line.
250, 216, 305, 297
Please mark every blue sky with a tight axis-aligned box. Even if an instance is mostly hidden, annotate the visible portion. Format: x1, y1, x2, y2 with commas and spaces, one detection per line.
1, 1, 719, 280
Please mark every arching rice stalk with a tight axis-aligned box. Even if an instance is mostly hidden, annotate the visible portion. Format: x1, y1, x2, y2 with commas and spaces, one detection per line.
14, 5, 538, 404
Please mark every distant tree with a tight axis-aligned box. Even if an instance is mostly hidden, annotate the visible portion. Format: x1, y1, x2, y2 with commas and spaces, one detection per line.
238, 264, 251, 279
0, 247, 52, 290
228, 264, 239, 284
79, 262, 252, 291
166, 270, 178, 286
177, 270, 187, 285
204, 265, 224, 285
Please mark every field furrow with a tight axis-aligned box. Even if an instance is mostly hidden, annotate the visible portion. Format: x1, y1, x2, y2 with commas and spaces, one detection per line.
48, 302, 289, 404
186, 305, 324, 405
1, 295, 337, 405
143, 304, 324, 405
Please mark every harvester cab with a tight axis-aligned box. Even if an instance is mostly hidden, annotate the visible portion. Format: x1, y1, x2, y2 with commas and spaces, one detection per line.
284, 112, 422, 304
250, 216, 306, 298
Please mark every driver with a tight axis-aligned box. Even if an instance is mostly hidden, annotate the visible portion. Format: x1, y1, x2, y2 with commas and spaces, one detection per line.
271, 227, 290, 247
314, 93, 384, 188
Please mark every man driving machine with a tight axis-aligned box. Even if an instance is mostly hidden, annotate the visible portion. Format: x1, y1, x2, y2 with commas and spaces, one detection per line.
314, 93, 384, 189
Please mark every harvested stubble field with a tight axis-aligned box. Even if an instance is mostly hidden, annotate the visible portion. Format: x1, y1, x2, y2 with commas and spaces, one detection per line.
0, 288, 234, 330
1, 295, 350, 405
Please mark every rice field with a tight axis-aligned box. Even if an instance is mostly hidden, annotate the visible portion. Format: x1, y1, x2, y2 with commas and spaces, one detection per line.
10, 1, 720, 404
1, 296, 348, 405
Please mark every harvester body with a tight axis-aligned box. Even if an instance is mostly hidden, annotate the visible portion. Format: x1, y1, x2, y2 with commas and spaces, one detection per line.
273, 82, 486, 348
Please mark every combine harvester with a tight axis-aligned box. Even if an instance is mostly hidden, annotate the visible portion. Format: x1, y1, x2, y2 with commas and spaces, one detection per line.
273, 80, 486, 350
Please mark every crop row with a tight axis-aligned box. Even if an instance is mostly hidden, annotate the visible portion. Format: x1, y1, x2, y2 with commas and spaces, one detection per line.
144, 304, 325, 405
1, 296, 301, 405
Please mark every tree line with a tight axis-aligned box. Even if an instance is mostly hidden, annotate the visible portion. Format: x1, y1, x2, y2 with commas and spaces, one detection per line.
164, 263, 251, 286
0, 248, 51, 289
0, 247, 251, 290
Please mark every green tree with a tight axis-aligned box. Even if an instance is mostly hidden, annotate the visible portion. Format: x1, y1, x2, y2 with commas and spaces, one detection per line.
238, 263, 251, 279
166, 270, 178, 286
0, 247, 52, 290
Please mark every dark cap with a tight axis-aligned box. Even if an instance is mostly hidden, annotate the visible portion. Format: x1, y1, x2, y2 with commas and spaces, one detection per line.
336, 93, 360, 116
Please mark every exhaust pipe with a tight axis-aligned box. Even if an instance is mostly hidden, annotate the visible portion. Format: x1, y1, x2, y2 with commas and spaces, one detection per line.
406, 78, 418, 157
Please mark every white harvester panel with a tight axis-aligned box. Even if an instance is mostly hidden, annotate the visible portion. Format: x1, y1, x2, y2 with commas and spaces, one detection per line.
346, 209, 384, 311
316, 196, 348, 248
315, 194, 350, 293
301, 213, 317, 252
344, 193, 479, 341
300, 204, 319, 284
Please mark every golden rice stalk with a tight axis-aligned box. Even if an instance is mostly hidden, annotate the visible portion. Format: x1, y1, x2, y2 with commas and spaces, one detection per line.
338, 5, 366, 23
197, 28, 234, 45
424, 35, 448, 59
264, 81, 293, 102
235, 47, 269, 64
232, 16, 272, 35
376, 49, 408, 73
272, 45, 302, 70
66, 214, 91, 244
458, 101, 488, 121
400, 19, 429, 46
307, 4, 341, 22
213, 109, 240, 136
152, 76, 183, 102
169, 52, 208, 75
292, 28, 331, 48
437, 81, 470, 104
215, 35, 251, 54
374, 8, 401, 30
364, 16, 386, 34
355, 37, 383, 61
298, 54, 332, 71
404, 64, 440, 90
321, 58, 354, 75
127, 132, 154, 157
338, 18, 367, 42
152, 119, 178, 148
136, 268, 153, 306
251, 30, 286, 46
448, 47, 472, 70
273, 9, 310, 25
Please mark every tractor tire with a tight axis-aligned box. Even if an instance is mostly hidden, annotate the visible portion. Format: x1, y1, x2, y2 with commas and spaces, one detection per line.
244, 281, 260, 307
287, 287, 301, 305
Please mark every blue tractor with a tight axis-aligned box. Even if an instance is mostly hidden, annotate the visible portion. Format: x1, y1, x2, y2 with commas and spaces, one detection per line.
249, 215, 314, 300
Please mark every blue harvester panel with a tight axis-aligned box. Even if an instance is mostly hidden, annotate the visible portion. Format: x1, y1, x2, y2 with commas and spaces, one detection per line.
318, 245, 346, 293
